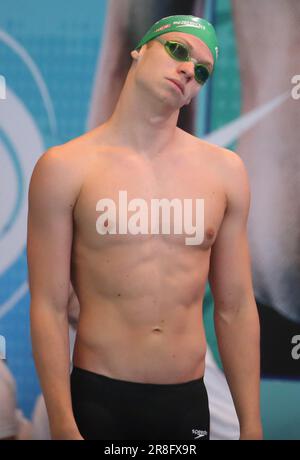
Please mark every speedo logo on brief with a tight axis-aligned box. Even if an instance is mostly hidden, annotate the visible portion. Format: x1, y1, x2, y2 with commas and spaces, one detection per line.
192, 429, 208, 439
95, 191, 205, 246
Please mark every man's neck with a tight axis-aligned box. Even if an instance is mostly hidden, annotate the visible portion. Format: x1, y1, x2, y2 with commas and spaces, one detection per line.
105, 73, 181, 157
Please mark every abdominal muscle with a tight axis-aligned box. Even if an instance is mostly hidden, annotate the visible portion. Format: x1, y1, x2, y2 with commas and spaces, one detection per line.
73, 301, 207, 384
72, 243, 209, 384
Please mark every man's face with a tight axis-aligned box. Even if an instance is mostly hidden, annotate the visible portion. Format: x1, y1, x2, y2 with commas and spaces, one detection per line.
133, 32, 214, 109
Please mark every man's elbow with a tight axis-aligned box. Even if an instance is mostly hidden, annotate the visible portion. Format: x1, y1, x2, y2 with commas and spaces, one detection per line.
213, 293, 258, 324
30, 296, 68, 321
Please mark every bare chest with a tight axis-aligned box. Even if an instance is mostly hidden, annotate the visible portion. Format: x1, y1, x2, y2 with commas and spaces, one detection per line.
73, 152, 226, 250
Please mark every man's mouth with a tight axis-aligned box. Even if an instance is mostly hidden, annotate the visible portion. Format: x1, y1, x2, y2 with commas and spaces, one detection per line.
166, 78, 184, 95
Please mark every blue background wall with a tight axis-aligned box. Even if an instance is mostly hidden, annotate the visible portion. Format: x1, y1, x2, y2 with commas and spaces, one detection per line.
1, 0, 299, 439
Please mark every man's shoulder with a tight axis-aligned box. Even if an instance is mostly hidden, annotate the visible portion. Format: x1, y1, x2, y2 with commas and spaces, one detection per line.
34, 129, 97, 182
180, 129, 239, 161
194, 136, 240, 162
191, 136, 246, 175
29, 133, 92, 204
43, 130, 92, 162
197, 141, 250, 204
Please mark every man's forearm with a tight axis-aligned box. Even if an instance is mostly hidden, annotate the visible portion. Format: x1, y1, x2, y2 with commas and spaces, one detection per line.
214, 300, 262, 436
30, 304, 79, 438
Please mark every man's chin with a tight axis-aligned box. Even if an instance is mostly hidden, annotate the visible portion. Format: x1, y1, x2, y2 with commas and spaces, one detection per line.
159, 94, 181, 110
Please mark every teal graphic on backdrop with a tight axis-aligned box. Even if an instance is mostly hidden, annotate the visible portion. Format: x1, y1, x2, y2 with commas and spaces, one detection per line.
0, 0, 108, 418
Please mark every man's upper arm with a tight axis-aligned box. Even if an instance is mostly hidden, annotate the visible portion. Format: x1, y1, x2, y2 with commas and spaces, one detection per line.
27, 147, 76, 311
208, 152, 255, 310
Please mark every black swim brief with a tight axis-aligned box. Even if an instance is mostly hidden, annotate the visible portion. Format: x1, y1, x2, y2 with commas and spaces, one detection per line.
71, 366, 210, 440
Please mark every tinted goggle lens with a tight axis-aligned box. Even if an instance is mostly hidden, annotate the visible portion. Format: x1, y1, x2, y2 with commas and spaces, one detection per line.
164, 41, 211, 85
194, 64, 210, 85
166, 41, 189, 61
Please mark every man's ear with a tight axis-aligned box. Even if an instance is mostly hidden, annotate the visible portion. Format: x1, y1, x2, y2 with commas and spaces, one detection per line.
131, 49, 140, 60
131, 44, 148, 61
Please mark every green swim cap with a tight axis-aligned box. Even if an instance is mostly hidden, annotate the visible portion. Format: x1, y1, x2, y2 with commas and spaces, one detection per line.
135, 15, 219, 65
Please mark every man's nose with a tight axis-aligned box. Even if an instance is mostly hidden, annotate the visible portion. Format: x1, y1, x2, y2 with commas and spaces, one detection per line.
177, 61, 194, 81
